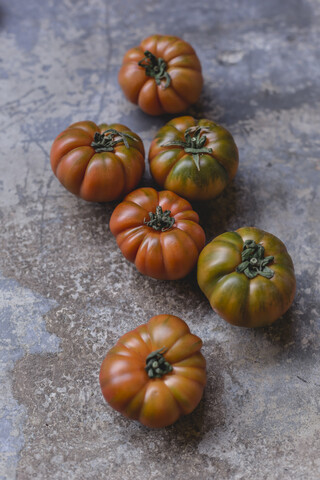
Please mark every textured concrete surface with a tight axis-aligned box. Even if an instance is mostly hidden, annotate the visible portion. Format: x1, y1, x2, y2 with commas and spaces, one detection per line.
1, 0, 320, 479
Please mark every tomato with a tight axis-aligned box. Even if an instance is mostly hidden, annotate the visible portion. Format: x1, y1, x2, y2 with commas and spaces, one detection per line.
99, 314, 206, 428
118, 35, 203, 115
50, 121, 145, 202
109, 187, 205, 280
148, 116, 239, 201
197, 227, 296, 328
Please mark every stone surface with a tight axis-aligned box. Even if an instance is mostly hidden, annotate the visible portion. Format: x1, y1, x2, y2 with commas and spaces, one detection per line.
0, 0, 320, 479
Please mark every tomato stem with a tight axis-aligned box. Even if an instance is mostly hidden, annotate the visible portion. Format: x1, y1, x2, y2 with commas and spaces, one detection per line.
144, 206, 175, 232
236, 239, 274, 279
145, 347, 173, 378
161, 126, 213, 171
91, 128, 137, 153
138, 50, 171, 89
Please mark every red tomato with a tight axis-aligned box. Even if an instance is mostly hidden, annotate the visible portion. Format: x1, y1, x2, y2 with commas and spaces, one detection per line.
118, 35, 203, 115
50, 121, 145, 202
99, 314, 206, 428
109, 187, 206, 280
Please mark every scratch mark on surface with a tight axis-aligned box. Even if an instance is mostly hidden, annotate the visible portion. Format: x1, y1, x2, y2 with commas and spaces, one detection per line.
297, 375, 308, 383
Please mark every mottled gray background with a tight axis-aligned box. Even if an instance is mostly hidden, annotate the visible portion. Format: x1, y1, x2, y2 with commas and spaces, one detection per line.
1, 0, 320, 479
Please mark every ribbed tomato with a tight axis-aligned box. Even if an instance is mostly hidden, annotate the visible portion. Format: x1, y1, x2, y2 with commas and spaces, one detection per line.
99, 314, 206, 428
50, 121, 145, 202
109, 187, 206, 280
197, 227, 296, 328
118, 35, 203, 115
148, 116, 239, 201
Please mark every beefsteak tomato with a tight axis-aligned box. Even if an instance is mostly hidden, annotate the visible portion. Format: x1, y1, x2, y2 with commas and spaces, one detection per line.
197, 227, 296, 328
118, 35, 203, 115
109, 187, 205, 280
148, 116, 239, 201
50, 121, 145, 202
99, 314, 206, 428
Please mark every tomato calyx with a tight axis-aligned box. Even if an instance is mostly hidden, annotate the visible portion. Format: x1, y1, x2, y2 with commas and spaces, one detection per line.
138, 50, 171, 89
161, 126, 213, 171
145, 347, 173, 378
91, 129, 137, 153
236, 239, 274, 279
144, 206, 175, 232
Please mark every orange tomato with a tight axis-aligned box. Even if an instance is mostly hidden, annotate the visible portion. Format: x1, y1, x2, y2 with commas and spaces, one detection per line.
99, 314, 206, 428
109, 187, 206, 280
118, 35, 203, 115
50, 121, 145, 202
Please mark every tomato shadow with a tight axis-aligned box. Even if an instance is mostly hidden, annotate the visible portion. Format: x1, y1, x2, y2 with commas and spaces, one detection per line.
190, 165, 260, 245
192, 183, 239, 243
260, 307, 296, 345
186, 92, 225, 125
235, 298, 304, 365
251, 286, 311, 357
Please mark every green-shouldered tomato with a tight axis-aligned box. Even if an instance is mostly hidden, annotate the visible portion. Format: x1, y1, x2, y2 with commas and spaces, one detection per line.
148, 116, 239, 201
197, 227, 296, 328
